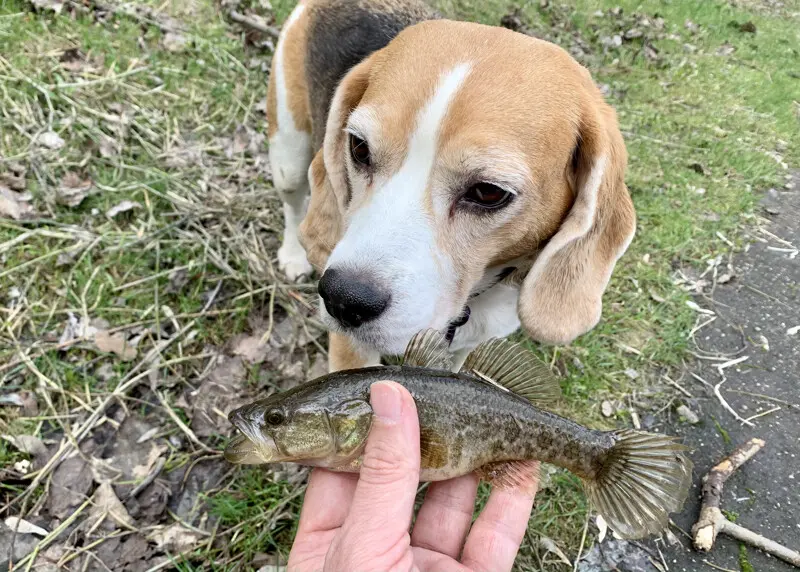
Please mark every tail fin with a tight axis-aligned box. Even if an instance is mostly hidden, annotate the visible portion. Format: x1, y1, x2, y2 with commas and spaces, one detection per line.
583, 430, 693, 539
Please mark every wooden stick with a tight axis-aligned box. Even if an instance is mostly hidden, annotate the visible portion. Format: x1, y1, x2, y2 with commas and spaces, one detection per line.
692, 438, 800, 567
229, 11, 281, 40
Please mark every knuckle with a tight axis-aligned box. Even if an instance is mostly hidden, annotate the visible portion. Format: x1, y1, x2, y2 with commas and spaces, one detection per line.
360, 439, 416, 484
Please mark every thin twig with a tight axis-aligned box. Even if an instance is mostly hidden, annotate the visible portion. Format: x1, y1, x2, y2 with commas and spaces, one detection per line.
228, 11, 281, 40
663, 375, 693, 398
742, 406, 781, 424
713, 378, 753, 427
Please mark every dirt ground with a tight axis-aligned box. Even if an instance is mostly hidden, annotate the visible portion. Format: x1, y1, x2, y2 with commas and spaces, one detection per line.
666, 174, 800, 571
580, 173, 800, 571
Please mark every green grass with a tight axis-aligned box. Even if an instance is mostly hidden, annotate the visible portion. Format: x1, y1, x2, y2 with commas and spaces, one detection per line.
1, 0, 798, 569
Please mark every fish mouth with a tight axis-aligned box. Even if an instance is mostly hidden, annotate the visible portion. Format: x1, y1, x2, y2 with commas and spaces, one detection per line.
224, 433, 271, 465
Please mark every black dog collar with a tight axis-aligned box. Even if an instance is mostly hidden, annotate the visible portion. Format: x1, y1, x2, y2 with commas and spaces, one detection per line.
444, 266, 516, 345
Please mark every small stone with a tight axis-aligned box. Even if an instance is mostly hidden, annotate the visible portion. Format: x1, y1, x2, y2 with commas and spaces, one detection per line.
677, 404, 700, 424
601, 401, 615, 417
36, 131, 65, 150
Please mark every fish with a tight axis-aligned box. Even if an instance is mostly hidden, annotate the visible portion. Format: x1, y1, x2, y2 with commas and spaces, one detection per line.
224, 329, 693, 540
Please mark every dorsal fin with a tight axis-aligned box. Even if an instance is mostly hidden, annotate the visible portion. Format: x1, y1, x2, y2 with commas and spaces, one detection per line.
402, 329, 452, 370
460, 338, 561, 406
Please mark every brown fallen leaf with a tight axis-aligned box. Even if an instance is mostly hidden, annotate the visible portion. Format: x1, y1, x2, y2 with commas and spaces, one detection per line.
189, 356, 249, 438
0, 184, 35, 220
132, 442, 165, 480
57, 172, 92, 208
230, 334, 269, 364
162, 31, 188, 52
59, 47, 101, 74
150, 522, 202, 552
47, 455, 93, 518
88, 481, 134, 531
2, 433, 46, 455
0, 169, 26, 191
95, 330, 138, 361
0, 391, 39, 416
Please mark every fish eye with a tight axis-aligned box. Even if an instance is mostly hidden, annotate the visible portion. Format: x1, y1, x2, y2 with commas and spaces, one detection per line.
265, 408, 285, 426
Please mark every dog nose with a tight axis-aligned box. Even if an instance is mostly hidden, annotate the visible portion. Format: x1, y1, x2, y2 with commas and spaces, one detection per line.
318, 268, 390, 328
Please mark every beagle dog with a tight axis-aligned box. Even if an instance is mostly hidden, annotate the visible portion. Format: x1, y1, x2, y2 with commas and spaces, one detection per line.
267, 0, 636, 372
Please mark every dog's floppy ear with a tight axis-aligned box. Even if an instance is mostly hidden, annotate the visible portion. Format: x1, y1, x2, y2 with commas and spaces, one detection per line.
298, 55, 375, 271
298, 151, 341, 271
518, 96, 636, 346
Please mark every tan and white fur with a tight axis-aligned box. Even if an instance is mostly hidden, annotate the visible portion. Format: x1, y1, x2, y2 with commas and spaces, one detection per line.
266, 0, 637, 373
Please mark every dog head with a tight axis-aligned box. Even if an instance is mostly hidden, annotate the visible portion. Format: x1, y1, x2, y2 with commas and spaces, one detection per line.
299, 20, 636, 356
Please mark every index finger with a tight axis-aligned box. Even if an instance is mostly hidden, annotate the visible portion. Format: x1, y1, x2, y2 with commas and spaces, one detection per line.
460, 461, 540, 571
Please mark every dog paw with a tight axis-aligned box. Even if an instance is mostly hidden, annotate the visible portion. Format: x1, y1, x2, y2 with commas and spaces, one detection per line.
278, 242, 313, 282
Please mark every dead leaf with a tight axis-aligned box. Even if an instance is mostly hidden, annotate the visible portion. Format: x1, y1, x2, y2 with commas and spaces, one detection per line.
117, 534, 152, 568
4, 517, 48, 537
132, 443, 165, 480
59, 47, 100, 74
164, 268, 190, 295
0, 392, 37, 413
2, 434, 47, 460
539, 535, 571, 566
95, 362, 115, 382
136, 427, 159, 444
189, 356, 248, 438
36, 131, 65, 149
717, 42, 735, 56
596, 514, 608, 542
164, 139, 205, 168
57, 172, 92, 207
98, 134, 121, 158
0, 185, 35, 220
150, 522, 202, 552
162, 31, 188, 52
231, 334, 269, 364
3, 433, 51, 471
89, 482, 134, 530
0, 170, 26, 191
47, 455, 93, 518
623, 368, 639, 380
90, 456, 123, 484
106, 200, 141, 218
95, 330, 138, 361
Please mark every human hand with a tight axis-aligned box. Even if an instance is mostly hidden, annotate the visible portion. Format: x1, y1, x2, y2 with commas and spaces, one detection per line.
286, 380, 540, 572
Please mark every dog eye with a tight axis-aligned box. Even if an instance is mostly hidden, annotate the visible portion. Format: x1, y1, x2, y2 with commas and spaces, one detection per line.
461, 183, 513, 209
265, 408, 285, 426
349, 134, 371, 167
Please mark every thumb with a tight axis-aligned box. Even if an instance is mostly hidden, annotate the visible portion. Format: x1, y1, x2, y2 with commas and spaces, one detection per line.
341, 381, 421, 547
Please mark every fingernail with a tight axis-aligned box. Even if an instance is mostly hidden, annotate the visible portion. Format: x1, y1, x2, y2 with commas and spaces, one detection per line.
370, 381, 403, 423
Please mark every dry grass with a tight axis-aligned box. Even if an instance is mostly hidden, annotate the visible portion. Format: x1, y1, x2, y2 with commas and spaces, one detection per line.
1, 0, 798, 570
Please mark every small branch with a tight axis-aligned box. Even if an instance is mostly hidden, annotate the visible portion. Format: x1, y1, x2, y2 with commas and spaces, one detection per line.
229, 11, 280, 40
714, 378, 753, 426
723, 520, 800, 567
692, 439, 800, 567
664, 374, 693, 397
